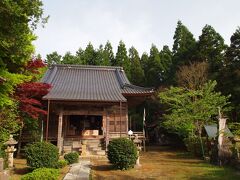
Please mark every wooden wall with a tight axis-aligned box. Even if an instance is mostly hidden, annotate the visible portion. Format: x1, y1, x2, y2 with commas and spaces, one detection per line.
45, 101, 129, 140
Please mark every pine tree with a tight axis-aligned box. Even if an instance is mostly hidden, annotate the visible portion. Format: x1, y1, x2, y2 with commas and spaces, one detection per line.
197, 25, 227, 79
115, 41, 131, 78
129, 47, 144, 85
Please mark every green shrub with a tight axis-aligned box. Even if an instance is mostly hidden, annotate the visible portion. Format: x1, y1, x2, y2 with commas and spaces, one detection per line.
25, 142, 59, 169
107, 138, 138, 170
184, 136, 208, 157
57, 159, 68, 168
64, 152, 79, 164
21, 168, 59, 180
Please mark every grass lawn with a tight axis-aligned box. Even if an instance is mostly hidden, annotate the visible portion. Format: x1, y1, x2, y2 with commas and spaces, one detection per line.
10, 158, 69, 180
91, 146, 240, 180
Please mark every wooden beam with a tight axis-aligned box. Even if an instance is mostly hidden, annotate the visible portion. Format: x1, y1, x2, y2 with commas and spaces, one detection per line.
120, 101, 122, 137
57, 111, 63, 154
46, 100, 50, 141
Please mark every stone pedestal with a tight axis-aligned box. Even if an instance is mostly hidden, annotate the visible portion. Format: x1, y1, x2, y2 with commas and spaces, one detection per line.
0, 158, 3, 172
5, 146, 16, 168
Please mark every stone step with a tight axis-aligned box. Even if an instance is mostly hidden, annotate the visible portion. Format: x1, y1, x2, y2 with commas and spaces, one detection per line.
90, 147, 103, 151
95, 151, 106, 156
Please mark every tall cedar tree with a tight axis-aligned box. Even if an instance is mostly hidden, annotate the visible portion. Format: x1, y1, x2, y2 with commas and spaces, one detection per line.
103, 41, 114, 66
197, 25, 227, 79
0, 0, 47, 72
140, 52, 149, 76
220, 27, 240, 120
172, 21, 197, 66
46, 51, 62, 66
62, 51, 78, 64
145, 44, 161, 87
159, 45, 173, 85
95, 44, 104, 65
129, 47, 144, 85
75, 48, 85, 65
115, 41, 131, 78
83, 43, 97, 65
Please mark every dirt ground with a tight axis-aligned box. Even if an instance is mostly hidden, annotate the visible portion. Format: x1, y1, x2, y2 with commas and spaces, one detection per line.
91, 146, 240, 180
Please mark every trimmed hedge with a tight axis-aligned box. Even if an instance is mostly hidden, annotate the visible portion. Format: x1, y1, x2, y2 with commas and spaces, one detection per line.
21, 168, 59, 180
107, 138, 138, 170
64, 152, 79, 164
25, 142, 59, 169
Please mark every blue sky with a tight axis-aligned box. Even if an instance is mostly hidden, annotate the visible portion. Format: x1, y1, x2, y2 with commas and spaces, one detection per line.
34, 0, 240, 58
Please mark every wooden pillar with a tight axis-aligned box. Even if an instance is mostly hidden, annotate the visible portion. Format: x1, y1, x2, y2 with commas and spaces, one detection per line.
57, 111, 63, 154
120, 101, 122, 137
126, 104, 128, 133
106, 111, 109, 150
46, 100, 50, 141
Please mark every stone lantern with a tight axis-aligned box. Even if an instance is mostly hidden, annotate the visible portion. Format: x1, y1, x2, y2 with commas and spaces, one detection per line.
133, 134, 142, 167
4, 135, 18, 168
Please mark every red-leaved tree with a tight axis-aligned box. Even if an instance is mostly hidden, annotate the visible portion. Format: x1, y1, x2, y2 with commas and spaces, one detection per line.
15, 82, 51, 119
15, 58, 51, 119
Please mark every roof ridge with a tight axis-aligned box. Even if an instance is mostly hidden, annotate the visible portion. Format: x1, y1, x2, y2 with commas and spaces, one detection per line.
51, 64, 123, 70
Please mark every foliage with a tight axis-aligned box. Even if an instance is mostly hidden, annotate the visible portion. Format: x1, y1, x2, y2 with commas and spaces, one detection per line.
0, 105, 21, 143
62, 51, 78, 65
24, 142, 59, 169
172, 21, 197, 67
15, 82, 51, 119
197, 25, 227, 79
145, 44, 161, 87
228, 122, 240, 136
64, 152, 79, 164
184, 136, 208, 157
0, 0, 47, 72
176, 61, 209, 90
220, 27, 240, 120
57, 159, 68, 168
115, 41, 131, 78
159, 80, 230, 138
0, 70, 30, 108
21, 168, 59, 180
103, 41, 114, 66
107, 138, 138, 170
83, 43, 97, 65
159, 45, 173, 84
129, 46, 145, 85
46, 51, 62, 66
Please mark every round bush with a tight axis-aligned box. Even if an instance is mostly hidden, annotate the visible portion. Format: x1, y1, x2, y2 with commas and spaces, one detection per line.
64, 152, 79, 164
107, 138, 138, 170
57, 159, 68, 168
25, 142, 59, 169
21, 168, 59, 180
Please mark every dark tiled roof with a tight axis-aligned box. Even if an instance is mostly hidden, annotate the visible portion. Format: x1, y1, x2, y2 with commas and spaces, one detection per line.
42, 64, 153, 102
